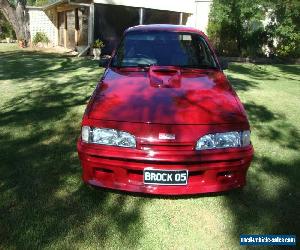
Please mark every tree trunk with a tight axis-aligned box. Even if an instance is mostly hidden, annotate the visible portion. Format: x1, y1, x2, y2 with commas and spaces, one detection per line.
230, 0, 242, 55
0, 0, 30, 45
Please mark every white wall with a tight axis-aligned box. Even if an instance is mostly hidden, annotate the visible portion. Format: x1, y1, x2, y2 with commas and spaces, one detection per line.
28, 8, 58, 46
93, 0, 195, 14
187, 0, 212, 33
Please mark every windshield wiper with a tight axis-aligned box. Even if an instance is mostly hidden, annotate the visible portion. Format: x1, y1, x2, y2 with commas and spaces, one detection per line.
111, 64, 155, 72
180, 65, 219, 69
112, 63, 155, 68
137, 63, 156, 68
123, 63, 156, 71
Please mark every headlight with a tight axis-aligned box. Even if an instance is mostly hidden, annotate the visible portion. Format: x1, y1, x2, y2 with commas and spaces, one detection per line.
196, 130, 251, 150
81, 126, 136, 148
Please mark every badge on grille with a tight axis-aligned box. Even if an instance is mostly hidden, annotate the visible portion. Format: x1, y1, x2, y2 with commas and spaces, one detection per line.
159, 133, 176, 140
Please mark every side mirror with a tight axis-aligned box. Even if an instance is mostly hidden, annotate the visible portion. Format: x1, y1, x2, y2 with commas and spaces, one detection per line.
219, 58, 228, 70
99, 56, 111, 68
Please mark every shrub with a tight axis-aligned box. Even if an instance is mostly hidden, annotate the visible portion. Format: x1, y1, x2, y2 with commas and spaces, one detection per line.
0, 12, 16, 39
207, 0, 266, 57
93, 39, 104, 49
207, 0, 300, 58
32, 32, 50, 45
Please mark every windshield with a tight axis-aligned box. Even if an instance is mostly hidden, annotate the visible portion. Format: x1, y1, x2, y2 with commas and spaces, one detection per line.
111, 31, 218, 69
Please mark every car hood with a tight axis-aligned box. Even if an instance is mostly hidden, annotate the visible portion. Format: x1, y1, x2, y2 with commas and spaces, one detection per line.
87, 66, 247, 125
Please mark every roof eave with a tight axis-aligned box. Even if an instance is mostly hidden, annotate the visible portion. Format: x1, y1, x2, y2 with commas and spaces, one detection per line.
43, 0, 68, 11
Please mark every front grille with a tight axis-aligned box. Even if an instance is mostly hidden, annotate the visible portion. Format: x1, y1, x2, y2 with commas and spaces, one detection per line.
140, 142, 194, 151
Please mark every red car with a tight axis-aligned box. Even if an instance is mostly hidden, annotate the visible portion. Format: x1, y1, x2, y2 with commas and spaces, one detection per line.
77, 25, 254, 195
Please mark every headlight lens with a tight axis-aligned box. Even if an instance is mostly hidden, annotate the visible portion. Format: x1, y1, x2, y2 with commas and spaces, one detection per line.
81, 126, 136, 148
196, 130, 251, 150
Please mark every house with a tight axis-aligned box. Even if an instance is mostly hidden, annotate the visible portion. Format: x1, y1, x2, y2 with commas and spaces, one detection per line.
27, 0, 212, 54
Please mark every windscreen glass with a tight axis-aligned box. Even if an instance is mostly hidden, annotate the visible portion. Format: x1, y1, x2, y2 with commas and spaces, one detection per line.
111, 31, 217, 68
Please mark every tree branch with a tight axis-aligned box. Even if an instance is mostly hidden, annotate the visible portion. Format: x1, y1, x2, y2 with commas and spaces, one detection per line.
0, 0, 30, 42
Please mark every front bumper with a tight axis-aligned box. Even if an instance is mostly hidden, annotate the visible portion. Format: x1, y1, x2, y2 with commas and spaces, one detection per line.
77, 140, 254, 195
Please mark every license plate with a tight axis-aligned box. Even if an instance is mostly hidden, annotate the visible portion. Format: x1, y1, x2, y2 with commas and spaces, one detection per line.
143, 169, 188, 185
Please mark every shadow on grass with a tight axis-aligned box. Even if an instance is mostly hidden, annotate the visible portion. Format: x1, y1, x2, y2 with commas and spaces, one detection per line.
0, 50, 147, 249
0, 50, 98, 81
228, 63, 300, 151
272, 64, 300, 80
227, 75, 259, 92
1, 49, 299, 248
224, 63, 300, 243
243, 101, 280, 123
228, 63, 278, 81
228, 63, 300, 84
223, 155, 299, 239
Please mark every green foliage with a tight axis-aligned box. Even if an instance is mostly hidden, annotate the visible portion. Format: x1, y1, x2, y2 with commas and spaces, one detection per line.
0, 12, 16, 39
34, 0, 52, 6
7, 0, 55, 6
265, 0, 300, 58
208, 0, 300, 58
92, 39, 105, 49
32, 32, 50, 45
208, 0, 266, 57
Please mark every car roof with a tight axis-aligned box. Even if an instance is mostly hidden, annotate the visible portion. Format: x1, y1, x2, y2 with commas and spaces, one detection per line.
125, 24, 205, 36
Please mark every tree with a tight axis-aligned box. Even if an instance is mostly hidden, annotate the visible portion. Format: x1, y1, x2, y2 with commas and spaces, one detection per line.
0, 0, 30, 44
207, 0, 300, 58
265, 0, 300, 58
0, 10, 15, 39
207, 0, 266, 57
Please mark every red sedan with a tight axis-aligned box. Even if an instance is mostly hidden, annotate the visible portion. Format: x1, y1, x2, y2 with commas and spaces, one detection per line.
77, 25, 254, 195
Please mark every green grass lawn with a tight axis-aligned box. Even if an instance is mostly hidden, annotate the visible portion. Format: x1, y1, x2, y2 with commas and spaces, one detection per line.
0, 43, 299, 249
